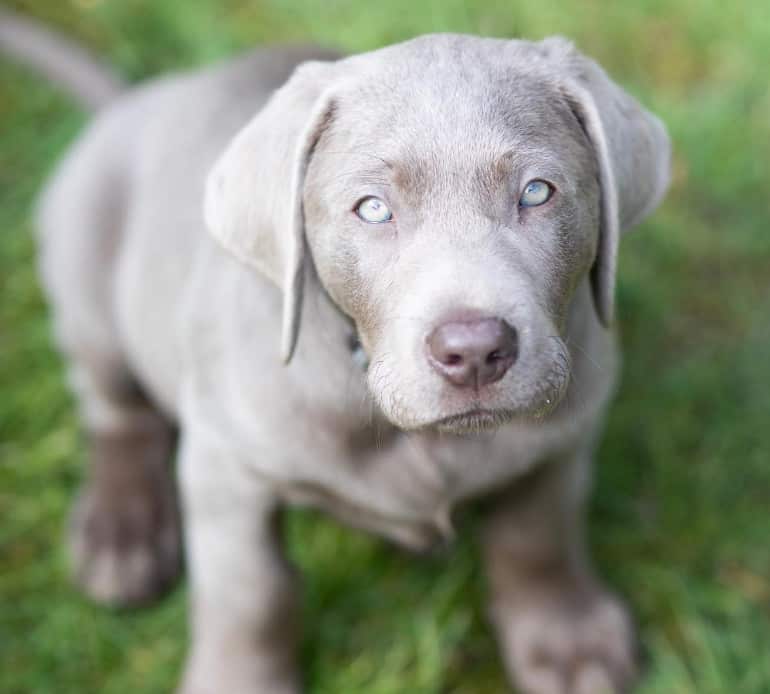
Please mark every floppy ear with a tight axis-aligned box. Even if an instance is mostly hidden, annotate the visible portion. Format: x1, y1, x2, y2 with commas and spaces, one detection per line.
540, 37, 671, 327
204, 60, 338, 362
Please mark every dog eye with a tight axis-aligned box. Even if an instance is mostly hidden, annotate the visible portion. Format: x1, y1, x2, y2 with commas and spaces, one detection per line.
355, 196, 393, 223
519, 180, 553, 207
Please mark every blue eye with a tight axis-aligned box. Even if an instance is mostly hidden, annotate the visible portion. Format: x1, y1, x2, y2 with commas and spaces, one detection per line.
355, 196, 393, 223
519, 180, 553, 207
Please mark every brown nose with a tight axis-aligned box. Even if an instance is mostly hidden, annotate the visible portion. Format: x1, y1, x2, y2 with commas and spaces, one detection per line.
427, 318, 518, 388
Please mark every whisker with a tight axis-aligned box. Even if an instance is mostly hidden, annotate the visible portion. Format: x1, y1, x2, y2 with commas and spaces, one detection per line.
566, 336, 605, 373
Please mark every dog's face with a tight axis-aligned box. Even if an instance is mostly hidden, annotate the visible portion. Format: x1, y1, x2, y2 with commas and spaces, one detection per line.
303, 65, 599, 430
205, 35, 670, 432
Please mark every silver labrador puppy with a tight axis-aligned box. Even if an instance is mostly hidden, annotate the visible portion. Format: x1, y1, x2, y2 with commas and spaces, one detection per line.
20, 19, 670, 694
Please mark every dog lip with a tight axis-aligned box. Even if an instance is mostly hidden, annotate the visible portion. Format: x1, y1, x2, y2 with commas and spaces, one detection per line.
430, 407, 514, 431
440, 407, 495, 420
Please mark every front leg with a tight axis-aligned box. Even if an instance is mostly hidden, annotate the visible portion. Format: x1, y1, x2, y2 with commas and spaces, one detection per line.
178, 430, 301, 694
482, 451, 637, 694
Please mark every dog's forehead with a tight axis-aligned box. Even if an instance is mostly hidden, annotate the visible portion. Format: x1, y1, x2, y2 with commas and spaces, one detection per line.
331, 34, 582, 163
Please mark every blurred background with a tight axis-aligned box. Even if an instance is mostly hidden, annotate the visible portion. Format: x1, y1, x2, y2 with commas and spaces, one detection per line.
1, 1, 768, 692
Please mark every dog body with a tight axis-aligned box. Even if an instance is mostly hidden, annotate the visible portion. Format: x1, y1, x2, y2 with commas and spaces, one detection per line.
32, 33, 669, 694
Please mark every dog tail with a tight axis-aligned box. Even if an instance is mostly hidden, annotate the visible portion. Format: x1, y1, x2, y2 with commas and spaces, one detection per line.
0, 7, 125, 111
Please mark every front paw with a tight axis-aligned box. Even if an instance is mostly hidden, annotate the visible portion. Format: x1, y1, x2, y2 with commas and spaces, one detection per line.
69, 431, 182, 607
178, 682, 300, 694
491, 586, 638, 694
178, 655, 302, 694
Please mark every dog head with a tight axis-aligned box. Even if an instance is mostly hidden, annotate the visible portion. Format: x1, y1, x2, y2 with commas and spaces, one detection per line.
205, 35, 670, 432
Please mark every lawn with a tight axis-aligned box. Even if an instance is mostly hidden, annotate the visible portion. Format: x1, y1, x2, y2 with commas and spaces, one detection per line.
1, 1, 769, 692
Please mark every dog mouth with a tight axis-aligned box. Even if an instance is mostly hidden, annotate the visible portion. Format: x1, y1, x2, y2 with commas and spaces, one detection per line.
431, 408, 517, 434
425, 387, 565, 433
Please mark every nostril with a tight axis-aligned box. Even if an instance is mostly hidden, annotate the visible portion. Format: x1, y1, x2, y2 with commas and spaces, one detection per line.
427, 316, 518, 388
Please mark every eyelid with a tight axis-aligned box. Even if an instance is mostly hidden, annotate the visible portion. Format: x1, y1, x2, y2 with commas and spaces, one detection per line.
522, 178, 554, 192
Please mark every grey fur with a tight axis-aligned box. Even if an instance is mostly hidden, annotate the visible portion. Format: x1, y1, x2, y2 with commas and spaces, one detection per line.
32, 31, 669, 694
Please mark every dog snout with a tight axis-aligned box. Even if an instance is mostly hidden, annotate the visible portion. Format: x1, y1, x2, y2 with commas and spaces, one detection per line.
427, 318, 518, 389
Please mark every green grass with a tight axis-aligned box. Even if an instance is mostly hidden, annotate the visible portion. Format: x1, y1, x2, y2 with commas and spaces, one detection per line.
1, 1, 769, 692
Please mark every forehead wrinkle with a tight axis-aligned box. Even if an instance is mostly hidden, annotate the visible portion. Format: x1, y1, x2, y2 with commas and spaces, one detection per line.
392, 129, 512, 192
330, 169, 393, 189
312, 149, 394, 197
391, 148, 428, 202
323, 149, 394, 171
502, 145, 576, 182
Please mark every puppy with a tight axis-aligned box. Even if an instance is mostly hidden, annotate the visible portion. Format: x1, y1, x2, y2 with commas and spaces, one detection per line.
6, 12, 670, 692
